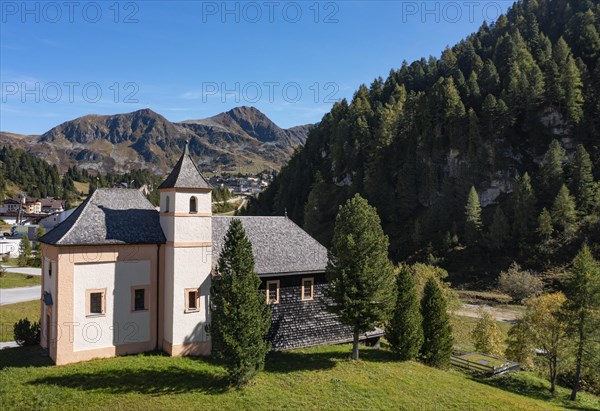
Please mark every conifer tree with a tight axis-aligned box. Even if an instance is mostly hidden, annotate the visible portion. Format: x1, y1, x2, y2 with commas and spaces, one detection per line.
387, 265, 423, 360
467, 71, 481, 100
18, 235, 31, 266
464, 186, 482, 246
480, 59, 500, 96
564, 244, 600, 400
303, 171, 328, 244
569, 144, 594, 213
551, 185, 578, 235
32, 226, 46, 267
420, 277, 453, 368
209, 219, 271, 386
487, 207, 510, 250
326, 194, 395, 360
512, 172, 537, 240
471, 310, 503, 356
553, 37, 584, 124
537, 207, 553, 240
541, 139, 567, 204
466, 109, 481, 158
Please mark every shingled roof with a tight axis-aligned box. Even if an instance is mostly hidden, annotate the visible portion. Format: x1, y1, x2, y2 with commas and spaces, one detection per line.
212, 216, 328, 275
40, 189, 166, 246
158, 141, 211, 190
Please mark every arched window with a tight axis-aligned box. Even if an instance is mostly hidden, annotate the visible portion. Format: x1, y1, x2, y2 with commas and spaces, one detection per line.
190, 196, 197, 213
164, 196, 170, 213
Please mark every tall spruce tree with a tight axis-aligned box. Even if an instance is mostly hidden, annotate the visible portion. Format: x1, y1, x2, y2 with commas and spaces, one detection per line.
325, 194, 395, 360
420, 277, 453, 368
551, 185, 578, 235
209, 219, 271, 386
387, 265, 423, 360
512, 172, 537, 240
487, 207, 510, 250
569, 144, 594, 213
537, 208, 553, 240
541, 139, 567, 205
303, 171, 328, 244
553, 37, 584, 124
564, 244, 600, 401
464, 186, 483, 246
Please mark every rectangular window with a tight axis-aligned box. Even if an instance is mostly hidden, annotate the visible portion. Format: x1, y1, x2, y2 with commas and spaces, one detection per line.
86, 288, 106, 316
185, 288, 200, 313
266, 280, 280, 304
301, 277, 314, 301
131, 286, 149, 311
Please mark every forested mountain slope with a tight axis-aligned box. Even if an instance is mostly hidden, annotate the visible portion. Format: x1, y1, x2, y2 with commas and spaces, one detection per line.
244, 0, 600, 284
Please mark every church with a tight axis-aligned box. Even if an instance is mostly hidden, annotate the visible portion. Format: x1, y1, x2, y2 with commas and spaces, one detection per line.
39, 143, 380, 365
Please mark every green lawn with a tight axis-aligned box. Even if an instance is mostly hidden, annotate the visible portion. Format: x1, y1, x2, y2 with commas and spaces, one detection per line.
0, 300, 40, 342
1, 258, 20, 267
0, 272, 41, 289
1, 344, 598, 410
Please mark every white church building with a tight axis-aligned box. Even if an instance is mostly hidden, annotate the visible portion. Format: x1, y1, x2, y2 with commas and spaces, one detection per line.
40, 143, 374, 365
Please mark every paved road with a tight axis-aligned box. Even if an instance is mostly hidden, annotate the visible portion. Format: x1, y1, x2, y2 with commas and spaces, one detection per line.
0, 286, 41, 305
2, 267, 41, 276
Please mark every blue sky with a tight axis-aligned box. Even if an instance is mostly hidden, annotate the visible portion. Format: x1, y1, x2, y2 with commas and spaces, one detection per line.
1, 1, 512, 134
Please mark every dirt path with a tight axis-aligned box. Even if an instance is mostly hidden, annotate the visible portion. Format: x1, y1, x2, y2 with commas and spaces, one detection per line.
455, 303, 523, 323
217, 198, 248, 216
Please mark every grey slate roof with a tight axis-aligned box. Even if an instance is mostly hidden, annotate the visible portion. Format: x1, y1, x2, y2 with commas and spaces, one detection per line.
40, 189, 327, 274
158, 142, 211, 190
212, 216, 328, 275
40, 188, 166, 246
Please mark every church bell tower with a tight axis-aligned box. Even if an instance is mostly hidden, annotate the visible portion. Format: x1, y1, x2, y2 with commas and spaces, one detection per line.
158, 141, 212, 356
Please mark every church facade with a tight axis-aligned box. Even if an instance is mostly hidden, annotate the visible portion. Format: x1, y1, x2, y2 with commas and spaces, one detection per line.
40, 143, 379, 365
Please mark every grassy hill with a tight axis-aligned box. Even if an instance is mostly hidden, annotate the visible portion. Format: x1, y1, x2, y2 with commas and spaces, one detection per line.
1, 344, 598, 410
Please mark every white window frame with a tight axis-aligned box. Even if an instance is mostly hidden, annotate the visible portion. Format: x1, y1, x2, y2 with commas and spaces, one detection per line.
266, 280, 280, 304
86, 288, 106, 317
185, 288, 200, 313
301, 277, 314, 301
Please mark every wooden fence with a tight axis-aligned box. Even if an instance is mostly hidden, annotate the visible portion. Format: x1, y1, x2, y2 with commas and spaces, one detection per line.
451, 354, 520, 375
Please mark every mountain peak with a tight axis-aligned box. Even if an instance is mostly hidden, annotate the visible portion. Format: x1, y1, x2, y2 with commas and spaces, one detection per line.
226, 106, 266, 117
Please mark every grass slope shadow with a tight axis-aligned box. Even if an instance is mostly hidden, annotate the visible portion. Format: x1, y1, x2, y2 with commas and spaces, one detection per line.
29, 352, 229, 395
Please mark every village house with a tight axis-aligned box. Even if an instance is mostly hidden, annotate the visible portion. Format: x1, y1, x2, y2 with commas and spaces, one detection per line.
40, 197, 65, 214
39, 143, 377, 365
0, 198, 21, 214
23, 197, 42, 214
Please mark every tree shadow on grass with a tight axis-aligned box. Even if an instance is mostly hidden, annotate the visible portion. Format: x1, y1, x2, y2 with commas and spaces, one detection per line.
29, 352, 229, 395
264, 350, 340, 373
264, 344, 397, 374
472, 373, 599, 411
0, 346, 53, 369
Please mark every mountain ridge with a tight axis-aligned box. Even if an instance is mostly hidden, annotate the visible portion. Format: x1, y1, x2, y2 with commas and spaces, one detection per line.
0, 106, 313, 175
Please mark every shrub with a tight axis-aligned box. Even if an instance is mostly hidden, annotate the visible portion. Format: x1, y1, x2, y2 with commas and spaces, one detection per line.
498, 262, 543, 302
14, 318, 40, 346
